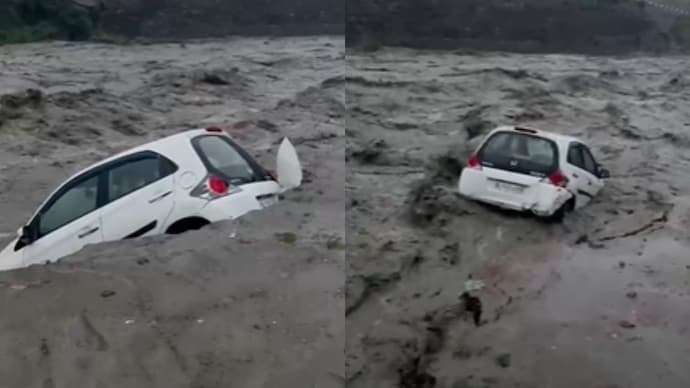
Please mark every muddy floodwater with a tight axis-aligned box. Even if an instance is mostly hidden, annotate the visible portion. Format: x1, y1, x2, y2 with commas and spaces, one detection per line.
0, 37, 344, 387
346, 48, 690, 387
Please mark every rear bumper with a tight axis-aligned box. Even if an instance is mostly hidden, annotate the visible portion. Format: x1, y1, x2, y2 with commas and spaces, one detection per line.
197, 181, 282, 222
461, 190, 569, 217
458, 168, 572, 217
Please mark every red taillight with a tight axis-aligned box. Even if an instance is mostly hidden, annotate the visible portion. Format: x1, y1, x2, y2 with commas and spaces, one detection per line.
548, 170, 568, 187
206, 127, 223, 133
467, 154, 481, 169
208, 176, 229, 194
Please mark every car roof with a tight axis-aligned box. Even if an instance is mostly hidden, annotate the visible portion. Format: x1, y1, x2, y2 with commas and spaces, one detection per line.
489, 125, 584, 149
71, 128, 212, 176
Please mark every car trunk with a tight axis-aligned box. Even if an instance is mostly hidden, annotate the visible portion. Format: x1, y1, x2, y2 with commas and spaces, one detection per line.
461, 129, 562, 210
235, 180, 282, 209
191, 133, 302, 216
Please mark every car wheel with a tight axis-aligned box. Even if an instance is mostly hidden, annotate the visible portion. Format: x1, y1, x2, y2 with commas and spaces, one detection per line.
546, 198, 574, 223
166, 217, 211, 235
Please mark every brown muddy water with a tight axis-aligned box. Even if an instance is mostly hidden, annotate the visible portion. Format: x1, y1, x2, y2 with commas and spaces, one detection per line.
346, 48, 690, 388
0, 37, 344, 387
2, 36, 690, 388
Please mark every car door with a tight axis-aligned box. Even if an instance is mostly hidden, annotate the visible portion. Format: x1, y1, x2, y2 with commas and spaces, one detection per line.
579, 144, 605, 197
565, 142, 600, 208
20, 173, 104, 267
99, 152, 177, 241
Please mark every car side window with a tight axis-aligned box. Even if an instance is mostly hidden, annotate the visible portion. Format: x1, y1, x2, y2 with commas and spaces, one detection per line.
39, 175, 99, 236
159, 155, 178, 176
567, 144, 584, 169
108, 157, 162, 202
580, 146, 598, 175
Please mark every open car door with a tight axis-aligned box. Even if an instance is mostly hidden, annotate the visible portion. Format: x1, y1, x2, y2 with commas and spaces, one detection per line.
276, 137, 303, 191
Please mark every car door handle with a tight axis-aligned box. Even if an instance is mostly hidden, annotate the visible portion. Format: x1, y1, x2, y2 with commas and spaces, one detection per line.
572, 173, 579, 178
149, 190, 172, 204
78, 226, 99, 239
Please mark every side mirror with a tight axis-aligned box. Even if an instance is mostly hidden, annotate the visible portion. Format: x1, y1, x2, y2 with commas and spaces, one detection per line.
17, 225, 31, 245
598, 167, 610, 179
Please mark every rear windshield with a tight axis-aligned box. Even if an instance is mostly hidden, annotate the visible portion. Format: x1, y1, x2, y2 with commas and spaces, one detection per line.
193, 135, 263, 184
477, 131, 558, 176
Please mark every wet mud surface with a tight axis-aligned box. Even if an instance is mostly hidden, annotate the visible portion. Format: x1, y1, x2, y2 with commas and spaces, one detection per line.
0, 37, 344, 387
346, 48, 690, 387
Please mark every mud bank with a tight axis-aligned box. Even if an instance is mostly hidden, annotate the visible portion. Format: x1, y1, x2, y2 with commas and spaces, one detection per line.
0, 0, 343, 43
346, 0, 683, 53
346, 48, 690, 387
0, 36, 344, 386
98, 0, 343, 38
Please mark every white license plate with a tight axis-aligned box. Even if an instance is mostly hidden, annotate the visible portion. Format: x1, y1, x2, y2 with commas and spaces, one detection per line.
259, 195, 279, 208
492, 181, 524, 194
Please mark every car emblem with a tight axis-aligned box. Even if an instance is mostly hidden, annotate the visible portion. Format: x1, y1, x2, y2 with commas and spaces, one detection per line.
510, 160, 518, 166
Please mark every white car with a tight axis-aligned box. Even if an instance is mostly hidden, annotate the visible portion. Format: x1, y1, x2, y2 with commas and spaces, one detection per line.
458, 125, 610, 220
0, 127, 303, 271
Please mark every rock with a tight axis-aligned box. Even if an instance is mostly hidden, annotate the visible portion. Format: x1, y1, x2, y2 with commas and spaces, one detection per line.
575, 234, 588, 245
424, 326, 444, 354
275, 232, 297, 245
200, 73, 230, 85
256, 119, 278, 132
350, 139, 388, 164
619, 320, 636, 329
626, 291, 638, 299
495, 353, 511, 368
100, 290, 116, 298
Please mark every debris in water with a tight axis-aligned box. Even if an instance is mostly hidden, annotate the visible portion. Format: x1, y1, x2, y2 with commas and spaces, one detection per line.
100, 290, 116, 298
124, 319, 135, 325
619, 320, 636, 329
625, 291, 638, 299
460, 292, 483, 327
40, 338, 50, 356
464, 278, 485, 292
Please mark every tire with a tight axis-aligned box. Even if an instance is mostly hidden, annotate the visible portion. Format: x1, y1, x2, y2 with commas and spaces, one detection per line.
546, 198, 575, 223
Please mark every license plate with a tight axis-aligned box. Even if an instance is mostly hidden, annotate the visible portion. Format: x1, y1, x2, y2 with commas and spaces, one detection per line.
492, 181, 524, 194
258, 195, 278, 208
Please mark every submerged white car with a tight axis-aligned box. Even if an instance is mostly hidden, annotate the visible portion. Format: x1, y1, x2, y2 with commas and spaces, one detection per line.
458, 125, 610, 220
0, 127, 302, 271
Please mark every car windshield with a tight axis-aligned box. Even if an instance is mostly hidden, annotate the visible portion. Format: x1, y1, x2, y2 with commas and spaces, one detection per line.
194, 136, 259, 184
477, 131, 558, 176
